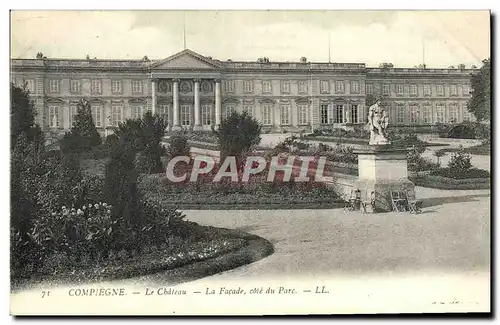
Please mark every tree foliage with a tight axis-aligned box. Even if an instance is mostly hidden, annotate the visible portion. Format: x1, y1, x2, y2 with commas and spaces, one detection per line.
212, 111, 262, 166
468, 58, 491, 122
61, 99, 102, 153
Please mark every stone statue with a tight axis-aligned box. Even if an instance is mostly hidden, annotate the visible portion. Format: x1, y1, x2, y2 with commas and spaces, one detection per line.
107, 115, 112, 127
367, 100, 390, 145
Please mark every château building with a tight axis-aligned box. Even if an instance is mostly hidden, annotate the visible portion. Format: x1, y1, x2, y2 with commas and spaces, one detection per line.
10, 49, 476, 134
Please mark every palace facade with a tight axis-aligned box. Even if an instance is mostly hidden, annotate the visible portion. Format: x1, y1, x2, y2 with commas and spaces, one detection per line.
10, 49, 476, 134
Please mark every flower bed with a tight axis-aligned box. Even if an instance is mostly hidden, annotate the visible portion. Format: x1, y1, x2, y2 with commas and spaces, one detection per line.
409, 174, 490, 190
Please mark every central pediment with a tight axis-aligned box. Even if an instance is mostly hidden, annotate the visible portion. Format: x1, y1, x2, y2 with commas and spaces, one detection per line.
150, 49, 220, 70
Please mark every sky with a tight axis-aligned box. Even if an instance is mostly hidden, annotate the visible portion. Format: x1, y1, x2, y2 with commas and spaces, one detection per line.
10, 10, 490, 68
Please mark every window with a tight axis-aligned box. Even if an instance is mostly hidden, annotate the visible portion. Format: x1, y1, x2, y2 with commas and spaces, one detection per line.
158, 104, 170, 124
49, 80, 60, 93
449, 104, 458, 123
224, 80, 235, 93
281, 81, 291, 93
366, 84, 373, 94
436, 104, 445, 123
382, 84, 390, 96
410, 105, 419, 124
280, 105, 290, 125
243, 80, 253, 93
298, 80, 308, 94
423, 84, 431, 96
91, 80, 102, 94
69, 105, 78, 127
111, 80, 122, 94
132, 80, 143, 94
262, 81, 272, 93
320, 104, 329, 124
180, 105, 191, 126
242, 105, 253, 117
262, 104, 272, 125
350, 81, 359, 94
320, 80, 329, 94
423, 104, 432, 124
351, 105, 359, 123
450, 85, 458, 96
201, 104, 211, 125
396, 105, 405, 124
410, 84, 417, 96
24, 79, 35, 93
131, 105, 143, 120
396, 84, 404, 96
463, 84, 470, 96
335, 80, 345, 94
436, 84, 444, 96
224, 104, 235, 119
298, 104, 309, 125
463, 105, 472, 121
91, 105, 102, 128
334, 105, 344, 123
48, 106, 59, 128
70, 80, 81, 93
111, 105, 123, 126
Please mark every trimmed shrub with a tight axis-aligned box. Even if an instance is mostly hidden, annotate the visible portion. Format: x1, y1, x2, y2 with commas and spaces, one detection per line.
430, 167, 490, 180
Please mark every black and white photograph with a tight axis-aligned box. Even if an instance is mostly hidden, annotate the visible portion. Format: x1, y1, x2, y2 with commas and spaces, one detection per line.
8, 9, 491, 315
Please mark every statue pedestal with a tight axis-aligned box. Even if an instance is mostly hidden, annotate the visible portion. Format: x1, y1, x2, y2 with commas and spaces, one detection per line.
354, 146, 415, 212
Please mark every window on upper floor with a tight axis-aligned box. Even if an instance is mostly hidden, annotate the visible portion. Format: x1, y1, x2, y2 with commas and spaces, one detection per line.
395, 84, 404, 96
91, 80, 102, 94
70, 80, 81, 93
224, 80, 235, 93
320, 80, 329, 94
409, 84, 418, 96
281, 80, 291, 94
49, 80, 60, 93
436, 84, 444, 96
243, 80, 253, 93
366, 83, 373, 94
382, 84, 390, 96
298, 80, 308, 94
132, 80, 143, 94
423, 84, 431, 96
450, 85, 458, 96
350, 81, 360, 94
262, 81, 272, 93
111, 80, 122, 94
23, 79, 35, 93
335, 80, 345, 94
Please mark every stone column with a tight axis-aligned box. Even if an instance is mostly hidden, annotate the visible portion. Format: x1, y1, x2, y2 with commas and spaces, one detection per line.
215, 79, 222, 128
172, 78, 181, 131
345, 103, 351, 124
151, 78, 157, 115
193, 78, 202, 131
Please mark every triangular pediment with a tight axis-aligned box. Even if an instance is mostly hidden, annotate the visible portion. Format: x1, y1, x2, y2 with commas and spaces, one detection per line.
151, 49, 220, 70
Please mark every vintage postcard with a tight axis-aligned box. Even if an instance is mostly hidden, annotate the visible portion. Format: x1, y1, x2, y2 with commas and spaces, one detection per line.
9, 10, 491, 315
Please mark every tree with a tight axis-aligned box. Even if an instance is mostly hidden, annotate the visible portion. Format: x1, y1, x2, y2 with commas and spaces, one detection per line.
11, 83, 35, 144
468, 58, 491, 122
212, 111, 262, 168
62, 99, 102, 152
433, 149, 446, 166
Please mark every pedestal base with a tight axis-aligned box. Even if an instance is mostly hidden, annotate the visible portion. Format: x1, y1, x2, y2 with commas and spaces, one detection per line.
354, 146, 415, 212
171, 125, 182, 131
192, 125, 203, 131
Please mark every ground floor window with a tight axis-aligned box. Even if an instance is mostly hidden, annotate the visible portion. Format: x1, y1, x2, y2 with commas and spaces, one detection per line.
69, 105, 78, 127
449, 104, 458, 123
463, 105, 472, 121
423, 105, 432, 124
334, 105, 343, 123
48, 105, 60, 128
262, 104, 272, 125
350, 104, 358, 123
158, 104, 170, 125
180, 105, 191, 126
436, 104, 445, 123
131, 105, 143, 120
396, 105, 405, 124
201, 104, 212, 125
410, 105, 419, 124
91, 105, 102, 127
243, 105, 253, 117
224, 104, 235, 119
111, 105, 123, 126
280, 105, 290, 125
320, 104, 329, 124
298, 104, 309, 125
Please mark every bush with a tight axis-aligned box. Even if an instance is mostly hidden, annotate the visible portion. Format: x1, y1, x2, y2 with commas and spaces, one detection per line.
62, 99, 102, 153
430, 167, 490, 180
448, 150, 473, 172
167, 134, 191, 160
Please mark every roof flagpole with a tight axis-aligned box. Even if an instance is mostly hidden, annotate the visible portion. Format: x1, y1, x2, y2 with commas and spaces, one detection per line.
183, 11, 187, 50
328, 32, 331, 63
